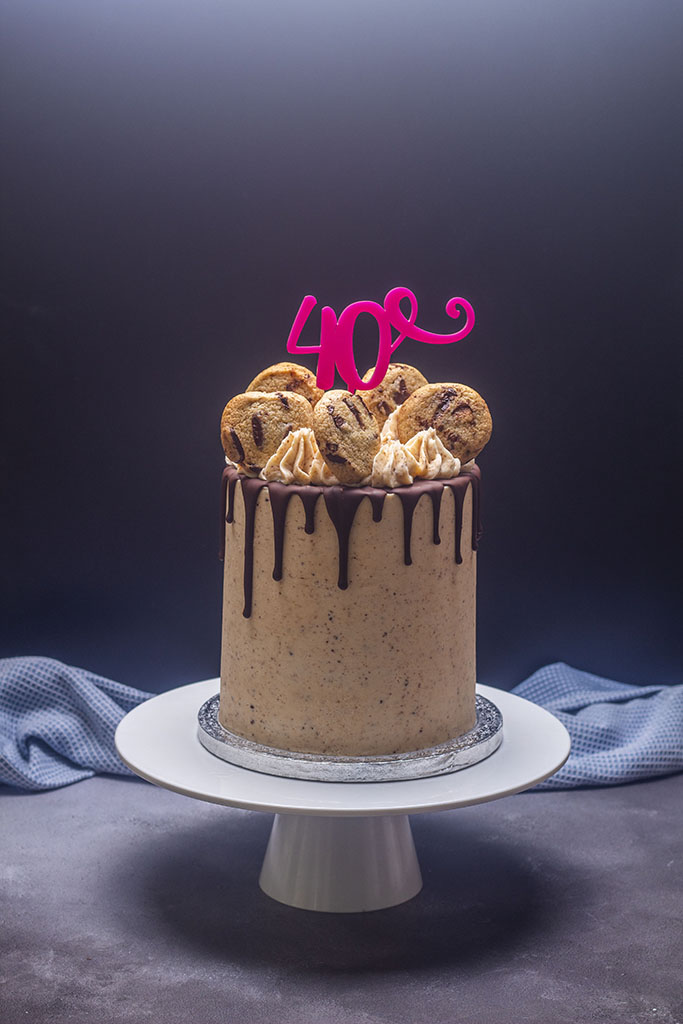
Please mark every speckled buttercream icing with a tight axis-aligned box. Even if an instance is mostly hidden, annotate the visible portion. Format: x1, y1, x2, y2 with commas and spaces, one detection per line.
219, 466, 480, 756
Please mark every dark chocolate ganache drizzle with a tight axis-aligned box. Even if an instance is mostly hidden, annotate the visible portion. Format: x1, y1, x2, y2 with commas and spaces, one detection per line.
219, 464, 482, 618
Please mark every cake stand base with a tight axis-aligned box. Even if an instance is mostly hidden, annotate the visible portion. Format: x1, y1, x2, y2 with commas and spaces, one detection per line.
260, 813, 421, 912
115, 680, 570, 913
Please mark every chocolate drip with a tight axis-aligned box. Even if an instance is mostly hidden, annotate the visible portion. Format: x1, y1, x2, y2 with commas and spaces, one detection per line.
220, 464, 482, 617
443, 466, 481, 562
323, 487, 368, 590
226, 473, 237, 524
268, 483, 325, 582
219, 468, 230, 560
444, 480, 466, 563
239, 476, 268, 617
469, 464, 482, 548
367, 491, 386, 523
219, 467, 238, 560
394, 483, 445, 565
395, 489, 422, 566
327, 487, 387, 588
269, 487, 296, 581
299, 490, 319, 534
431, 486, 443, 545
265, 479, 386, 592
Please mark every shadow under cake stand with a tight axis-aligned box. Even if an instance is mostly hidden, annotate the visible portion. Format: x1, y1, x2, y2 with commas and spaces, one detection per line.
115, 680, 570, 913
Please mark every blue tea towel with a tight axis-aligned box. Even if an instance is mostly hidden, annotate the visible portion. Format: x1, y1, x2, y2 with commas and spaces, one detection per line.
512, 662, 683, 789
1, 657, 681, 791
0, 657, 151, 790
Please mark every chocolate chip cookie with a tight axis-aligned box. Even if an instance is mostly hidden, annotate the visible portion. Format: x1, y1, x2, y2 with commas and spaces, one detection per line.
221, 390, 313, 473
312, 390, 380, 485
247, 361, 323, 407
360, 362, 428, 426
396, 382, 492, 463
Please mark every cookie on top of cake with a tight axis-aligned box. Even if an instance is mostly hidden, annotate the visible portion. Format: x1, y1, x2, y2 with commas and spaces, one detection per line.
220, 360, 492, 488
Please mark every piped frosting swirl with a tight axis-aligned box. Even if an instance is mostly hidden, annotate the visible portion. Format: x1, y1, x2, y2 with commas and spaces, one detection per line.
403, 427, 460, 480
368, 439, 419, 488
232, 420, 463, 487
262, 427, 339, 485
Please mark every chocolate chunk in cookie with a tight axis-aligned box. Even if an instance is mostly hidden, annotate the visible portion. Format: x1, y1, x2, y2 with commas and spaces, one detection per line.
221, 390, 313, 470
312, 390, 380, 485
396, 382, 492, 463
360, 362, 429, 426
247, 361, 323, 407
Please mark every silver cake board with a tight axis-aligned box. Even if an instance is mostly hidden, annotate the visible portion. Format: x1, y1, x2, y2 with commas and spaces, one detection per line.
197, 693, 503, 783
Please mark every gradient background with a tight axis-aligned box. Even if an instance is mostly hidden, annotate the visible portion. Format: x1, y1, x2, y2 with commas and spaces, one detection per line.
2, 0, 681, 693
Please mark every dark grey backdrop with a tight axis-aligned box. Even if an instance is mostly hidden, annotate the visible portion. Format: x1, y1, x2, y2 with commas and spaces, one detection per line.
2, 0, 681, 692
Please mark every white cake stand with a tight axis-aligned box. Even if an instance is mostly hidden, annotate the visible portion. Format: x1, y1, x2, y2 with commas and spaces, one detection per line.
115, 680, 570, 913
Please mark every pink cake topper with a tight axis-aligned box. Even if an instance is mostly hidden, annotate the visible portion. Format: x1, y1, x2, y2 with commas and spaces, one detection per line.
286, 286, 475, 391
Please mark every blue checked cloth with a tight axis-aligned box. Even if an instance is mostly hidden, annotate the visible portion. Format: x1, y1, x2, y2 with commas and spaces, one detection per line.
0, 656, 681, 791
0, 657, 151, 790
514, 662, 683, 789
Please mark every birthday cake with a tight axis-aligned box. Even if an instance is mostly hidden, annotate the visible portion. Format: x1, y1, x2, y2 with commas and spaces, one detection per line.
217, 289, 491, 757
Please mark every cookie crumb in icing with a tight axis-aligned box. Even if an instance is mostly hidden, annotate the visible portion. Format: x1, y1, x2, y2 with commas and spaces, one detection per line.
263, 427, 339, 485
404, 428, 461, 479
369, 439, 419, 487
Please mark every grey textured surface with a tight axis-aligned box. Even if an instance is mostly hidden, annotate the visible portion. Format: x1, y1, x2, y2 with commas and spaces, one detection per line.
1, 774, 681, 1024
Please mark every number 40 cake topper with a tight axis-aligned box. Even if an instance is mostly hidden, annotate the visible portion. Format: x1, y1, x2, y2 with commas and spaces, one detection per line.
286, 286, 475, 392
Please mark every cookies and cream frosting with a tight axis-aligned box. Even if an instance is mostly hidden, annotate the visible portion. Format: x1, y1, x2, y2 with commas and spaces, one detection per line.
403, 428, 460, 480
368, 439, 419, 488
262, 428, 339, 486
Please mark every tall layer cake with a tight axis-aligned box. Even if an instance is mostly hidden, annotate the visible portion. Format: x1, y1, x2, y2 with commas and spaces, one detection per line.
218, 361, 491, 758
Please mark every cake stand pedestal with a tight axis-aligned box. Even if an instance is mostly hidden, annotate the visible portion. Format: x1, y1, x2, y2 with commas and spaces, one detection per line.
115, 680, 570, 913
259, 813, 422, 911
